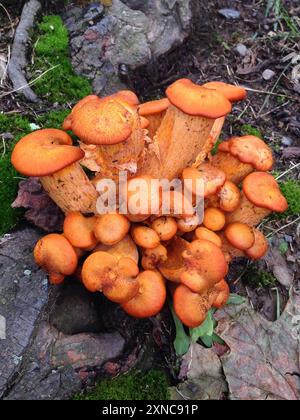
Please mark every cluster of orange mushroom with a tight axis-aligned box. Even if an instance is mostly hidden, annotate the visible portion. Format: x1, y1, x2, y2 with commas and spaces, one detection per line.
11, 79, 288, 328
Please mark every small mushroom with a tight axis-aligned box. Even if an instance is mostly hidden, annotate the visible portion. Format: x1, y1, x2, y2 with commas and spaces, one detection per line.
194, 227, 223, 247
34, 234, 78, 285
131, 225, 161, 249
121, 270, 167, 318
225, 172, 288, 226
138, 98, 170, 139
82, 251, 139, 303
245, 228, 269, 260
93, 235, 139, 264
181, 239, 228, 293
173, 284, 214, 328
182, 164, 226, 198
151, 216, 178, 241
141, 244, 168, 270
177, 213, 201, 233
212, 279, 230, 309
158, 236, 189, 282
203, 208, 226, 231
211, 136, 274, 184
94, 213, 130, 246
206, 181, 241, 212
224, 222, 255, 250
63, 211, 98, 250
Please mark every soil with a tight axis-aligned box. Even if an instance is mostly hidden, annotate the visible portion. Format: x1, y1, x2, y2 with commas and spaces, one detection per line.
0, 0, 299, 381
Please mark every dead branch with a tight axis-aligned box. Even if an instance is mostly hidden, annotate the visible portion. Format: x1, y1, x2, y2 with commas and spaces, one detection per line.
8, 0, 41, 102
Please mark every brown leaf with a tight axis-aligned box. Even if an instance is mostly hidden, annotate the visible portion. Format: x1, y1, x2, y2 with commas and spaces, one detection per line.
12, 178, 64, 232
216, 291, 300, 400
263, 247, 293, 287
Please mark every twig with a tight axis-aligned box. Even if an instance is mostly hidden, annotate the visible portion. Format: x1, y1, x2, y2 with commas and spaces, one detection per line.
275, 162, 300, 181
7, 0, 41, 102
0, 2, 14, 36
0, 65, 59, 99
266, 216, 300, 238
245, 86, 294, 101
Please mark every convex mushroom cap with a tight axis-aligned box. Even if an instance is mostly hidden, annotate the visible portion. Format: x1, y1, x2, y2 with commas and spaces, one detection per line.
203, 81, 247, 102
166, 79, 232, 118
63, 212, 97, 250
34, 234, 78, 284
182, 164, 226, 198
11, 129, 84, 177
225, 222, 255, 251
94, 214, 130, 246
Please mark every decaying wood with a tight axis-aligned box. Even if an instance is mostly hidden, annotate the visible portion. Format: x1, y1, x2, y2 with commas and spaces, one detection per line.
8, 0, 41, 102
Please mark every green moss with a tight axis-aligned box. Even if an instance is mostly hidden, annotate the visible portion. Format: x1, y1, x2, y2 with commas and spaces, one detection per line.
278, 179, 300, 219
31, 15, 92, 104
240, 124, 263, 139
242, 265, 277, 289
74, 370, 170, 401
37, 109, 70, 129
0, 114, 32, 236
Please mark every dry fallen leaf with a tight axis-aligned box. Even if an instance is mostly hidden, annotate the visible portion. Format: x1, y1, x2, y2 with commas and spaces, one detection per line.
282, 147, 300, 159
263, 247, 294, 287
216, 290, 300, 400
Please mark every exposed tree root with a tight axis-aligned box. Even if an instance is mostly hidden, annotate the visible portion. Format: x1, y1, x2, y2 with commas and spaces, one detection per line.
8, 0, 41, 102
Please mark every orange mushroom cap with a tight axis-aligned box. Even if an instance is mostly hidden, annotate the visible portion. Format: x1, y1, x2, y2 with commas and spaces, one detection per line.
138, 98, 170, 116
82, 251, 139, 303
212, 279, 230, 309
218, 141, 231, 153
182, 164, 226, 198
11, 129, 84, 177
94, 214, 130, 246
121, 270, 167, 318
245, 228, 269, 260
131, 225, 161, 249
109, 90, 140, 106
173, 284, 211, 328
177, 213, 201, 233
243, 172, 288, 212
71, 98, 134, 145
63, 212, 97, 250
141, 244, 168, 270
181, 239, 228, 293
151, 216, 178, 241
34, 234, 78, 280
203, 208, 226, 231
166, 78, 232, 118
194, 227, 222, 247
219, 181, 241, 212
227, 136, 274, 172
203, 81, 247, 102
140, 116, 150, 129
225, 222, 255, 250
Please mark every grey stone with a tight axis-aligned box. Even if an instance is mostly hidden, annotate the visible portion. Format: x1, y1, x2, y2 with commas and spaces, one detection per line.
235, 43, 248, 57
281, 136, 293, 147
262, 69, 276, 80
64, 0, 192, 95
0, 53, 7, 81
219, 9, 241, 20
83, 3, 104, 21
50, 283, 103, 335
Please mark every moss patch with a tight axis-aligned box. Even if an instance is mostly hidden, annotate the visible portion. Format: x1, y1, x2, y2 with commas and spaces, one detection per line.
31, 15, 92, 104
74, 370, 170, 401
242, 264, 277, 289
0, 114, 33, 236
240, 124, 263, 139
278, 179, 300, 219
36, 109, 70, 129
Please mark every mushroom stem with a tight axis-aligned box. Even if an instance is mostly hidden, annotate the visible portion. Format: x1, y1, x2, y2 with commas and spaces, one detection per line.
211, 151, 253, 184
145, 112, 167, 140
41, 162, 98, 214
225, 193, 270, 227
138, 105, 215, 179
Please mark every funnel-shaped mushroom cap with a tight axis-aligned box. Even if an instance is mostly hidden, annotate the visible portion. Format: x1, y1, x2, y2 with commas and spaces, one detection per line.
182, 164, 226, 198
11, 129, 84, 177
243, 172, 288, 212
245, 228, 269, 260
181, 239, 228, 293
71, 99, 134, 145
139, 98, 170, 116
173, 284, 211, 328
34, 234, 78, 278
225, 222, 255, 250
121, 270, 167, 318
166, 79, 232, 118
212, 279, 230, 309
228, 136, 274, 171
63, 212, 97, 250
203, 81, 247, 102
82, 251, 139, 303
94, 214, 130, 246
